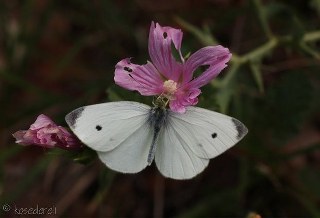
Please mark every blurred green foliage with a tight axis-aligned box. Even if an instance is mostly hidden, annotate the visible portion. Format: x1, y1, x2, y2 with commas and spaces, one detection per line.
1, 0, 320, 217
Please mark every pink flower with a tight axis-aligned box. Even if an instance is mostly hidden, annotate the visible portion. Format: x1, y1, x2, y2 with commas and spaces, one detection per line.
13, 114, 82, 149
114, 21, 231, 113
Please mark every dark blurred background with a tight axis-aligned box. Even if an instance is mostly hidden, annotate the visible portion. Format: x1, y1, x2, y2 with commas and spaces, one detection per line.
1, 0, 320, 217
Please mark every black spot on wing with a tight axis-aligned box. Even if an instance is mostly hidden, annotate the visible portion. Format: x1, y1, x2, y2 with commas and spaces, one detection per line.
231, 118, 248, 140
211, 133, 217, 138
96, 125, 102, 131
65, 107, 84, 128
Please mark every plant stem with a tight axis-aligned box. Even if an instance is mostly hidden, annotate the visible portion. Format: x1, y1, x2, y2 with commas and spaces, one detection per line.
252, 0, 273, 39
174, 16, 218, 45
303, 30, 320, 42
239, 37, 278, 63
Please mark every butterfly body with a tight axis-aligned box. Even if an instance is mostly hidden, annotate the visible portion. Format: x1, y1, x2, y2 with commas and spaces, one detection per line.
147, 106, 167, 165
66, 101, 248, 180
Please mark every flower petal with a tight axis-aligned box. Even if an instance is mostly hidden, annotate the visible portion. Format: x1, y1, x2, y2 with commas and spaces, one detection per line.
114, 58, 164, 96
12, 130, 36, 145
169, 100, 186, 113
30, 114, 56, 130
148, 22, 183, 81
162, 26, 184, 62
169, 88, 201, 113
184, 45, 231, 87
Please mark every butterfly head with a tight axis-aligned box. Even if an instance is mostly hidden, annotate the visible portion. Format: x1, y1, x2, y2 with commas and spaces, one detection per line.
152, 95, 169, 110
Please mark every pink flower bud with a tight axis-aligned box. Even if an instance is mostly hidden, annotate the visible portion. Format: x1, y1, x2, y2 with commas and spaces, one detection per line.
13, 114, 82, 149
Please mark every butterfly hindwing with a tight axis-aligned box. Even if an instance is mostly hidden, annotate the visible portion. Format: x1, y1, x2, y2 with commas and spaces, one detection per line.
155, 122, 209, 180
97, 120, 153, 173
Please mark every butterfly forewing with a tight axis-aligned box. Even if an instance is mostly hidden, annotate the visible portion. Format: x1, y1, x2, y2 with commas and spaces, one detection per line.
65, 101, 151, 152
167, 106, 248, 160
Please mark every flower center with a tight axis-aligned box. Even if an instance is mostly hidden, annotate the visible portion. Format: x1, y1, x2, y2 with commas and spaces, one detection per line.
163, 80, 178, 98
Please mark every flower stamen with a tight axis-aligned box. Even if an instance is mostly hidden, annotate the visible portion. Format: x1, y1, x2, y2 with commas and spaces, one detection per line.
163, 80, 177, 99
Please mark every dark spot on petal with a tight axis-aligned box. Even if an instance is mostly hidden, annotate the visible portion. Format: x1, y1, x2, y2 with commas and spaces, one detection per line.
211, 133, 217, 138
96, 125, 102, 131
163, 32, 167, 39
124, 67, 133, 72
231, 118, 248, 140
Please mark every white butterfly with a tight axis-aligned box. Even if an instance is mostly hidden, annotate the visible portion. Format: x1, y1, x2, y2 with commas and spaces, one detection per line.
65, 101, 248, 180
